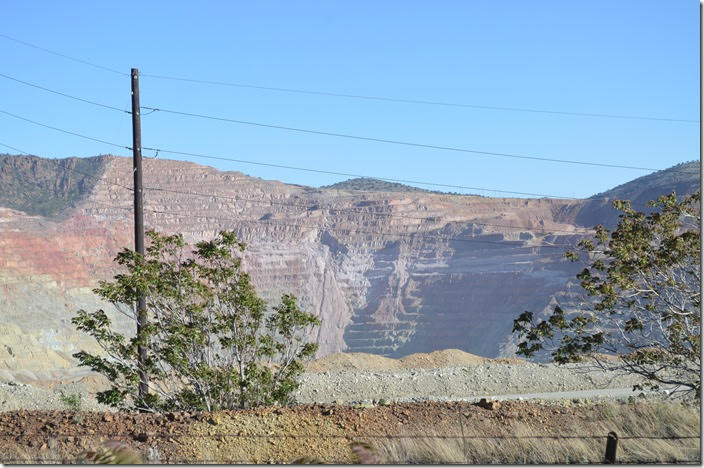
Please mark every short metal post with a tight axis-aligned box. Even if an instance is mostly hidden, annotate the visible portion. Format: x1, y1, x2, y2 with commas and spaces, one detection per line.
604, 431, 618, 464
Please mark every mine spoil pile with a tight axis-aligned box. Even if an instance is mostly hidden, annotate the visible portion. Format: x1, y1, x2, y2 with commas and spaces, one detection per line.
0, 350, 642, 412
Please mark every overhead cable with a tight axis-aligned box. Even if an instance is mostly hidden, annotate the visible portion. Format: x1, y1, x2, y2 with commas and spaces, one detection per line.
141, 146, 568, 198
0, 109, 130, 150
141, 106, 659, 171
0, 140, 586, 236
143, 184, 587, 234
0, 72, 130, 113
0, 112, 576, 199
139, 73, 699, 124
0, 110, 686, 203
0, 34, 694, 124
0, 33, 127, 76
87, 200, 578, 250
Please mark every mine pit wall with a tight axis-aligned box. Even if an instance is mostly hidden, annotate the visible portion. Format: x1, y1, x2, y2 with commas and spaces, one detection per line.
341, 234, 583, 358
0, 156, 593, 380
0, 209, 132, 381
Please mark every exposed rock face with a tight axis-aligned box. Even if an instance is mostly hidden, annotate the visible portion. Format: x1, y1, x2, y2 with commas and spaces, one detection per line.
0, 155, 698, 379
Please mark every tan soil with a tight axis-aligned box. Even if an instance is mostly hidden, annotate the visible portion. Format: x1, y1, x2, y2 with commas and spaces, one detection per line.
306, 352, 401, 372
0, 400, 698, 464
307, 349, 525, 373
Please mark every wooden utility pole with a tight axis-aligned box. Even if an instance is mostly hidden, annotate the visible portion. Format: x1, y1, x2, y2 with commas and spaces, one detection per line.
131, 67, 148, 403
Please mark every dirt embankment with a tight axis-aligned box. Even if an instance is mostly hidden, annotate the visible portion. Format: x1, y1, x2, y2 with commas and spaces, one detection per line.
0, 400, 699, 464
0, 350, 699, 464
0, 349, 639, 412
306, 349, 522, 372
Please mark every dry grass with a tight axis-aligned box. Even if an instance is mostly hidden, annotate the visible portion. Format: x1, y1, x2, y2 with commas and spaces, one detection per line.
0, 399, 698, 464
375, 401, 701, 464
0, 437, 65, 464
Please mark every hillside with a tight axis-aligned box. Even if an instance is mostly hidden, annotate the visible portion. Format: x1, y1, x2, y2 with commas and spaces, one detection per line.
321, 177, 479, 197
0, 154, 106, 217
576, 160, 700, 228
321, 177, 432, 193
591, 160, 699, 200
0, 155, 699, 383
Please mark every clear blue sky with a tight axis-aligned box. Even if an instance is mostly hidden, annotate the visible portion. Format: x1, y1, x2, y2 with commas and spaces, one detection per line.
1, 0, 699, 198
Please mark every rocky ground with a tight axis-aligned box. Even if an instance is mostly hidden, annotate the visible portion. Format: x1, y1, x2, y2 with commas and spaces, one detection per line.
0, 351, 699, 464
0, 399, 699, 464
295, 361, 644, 405
0, 363, 642, 412
0, 350, 655, 412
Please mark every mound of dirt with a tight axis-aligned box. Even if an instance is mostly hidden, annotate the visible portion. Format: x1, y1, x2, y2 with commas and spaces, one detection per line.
307, 349, 524, 373
306, 353, 401, 373
397, 349, 487, 369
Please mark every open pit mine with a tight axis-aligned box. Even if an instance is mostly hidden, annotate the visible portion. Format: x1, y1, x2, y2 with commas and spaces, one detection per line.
0, 154, 698, 383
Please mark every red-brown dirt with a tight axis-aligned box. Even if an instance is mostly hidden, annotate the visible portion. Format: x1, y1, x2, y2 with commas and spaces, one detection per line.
0, 400, 699, 464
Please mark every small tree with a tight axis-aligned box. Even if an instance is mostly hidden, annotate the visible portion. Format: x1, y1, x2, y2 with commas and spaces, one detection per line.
513, 192, 700, 396
72, 230, 321, 411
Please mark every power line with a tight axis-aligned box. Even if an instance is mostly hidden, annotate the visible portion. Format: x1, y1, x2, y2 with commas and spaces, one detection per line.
0, 141, 584, 236
0, 33, 127, 76
0, 33, 696, 125
142, 147, 567, 198
0, 142, 30, 155
141, 106, 659, 171
140, 148, 695, 204
0, 72, 661, 186
0, 72, 130, 113
0, 109, 130, 150
142, 184, 588, 235
139, 73, 699, 124
0, 110, 689, 204
86, 200, 578, 251
89, 200, 578, 251
0, 109, 586, 199
0, 112, 580, 200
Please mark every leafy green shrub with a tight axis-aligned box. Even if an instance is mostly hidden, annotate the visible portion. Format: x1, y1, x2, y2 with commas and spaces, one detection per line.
58, 390, 82, 412
72, 230, 321, 411
514, 192, 700, 395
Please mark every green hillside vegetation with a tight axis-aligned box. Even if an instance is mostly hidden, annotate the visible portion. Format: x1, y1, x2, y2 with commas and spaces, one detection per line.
590, 160, 700, 200
322, 177, 432, 193
0, 154, 107, 217
321, 177, 481, 196
577, 160, 700, 229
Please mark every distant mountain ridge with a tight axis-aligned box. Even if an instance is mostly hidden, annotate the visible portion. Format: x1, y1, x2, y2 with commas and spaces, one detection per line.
591, 160, 699, 200
576, 160, 700, 228
321, 177, 433, 193
321, 177, 483, 197
0, 154, 106, 217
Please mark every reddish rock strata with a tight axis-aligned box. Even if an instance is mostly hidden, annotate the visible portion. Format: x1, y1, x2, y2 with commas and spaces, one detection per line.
1, 155, 595, 379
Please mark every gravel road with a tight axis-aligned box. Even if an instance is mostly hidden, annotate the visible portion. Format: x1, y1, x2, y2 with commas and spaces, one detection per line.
294, 362, 646, 404
0, 362, 649, 411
